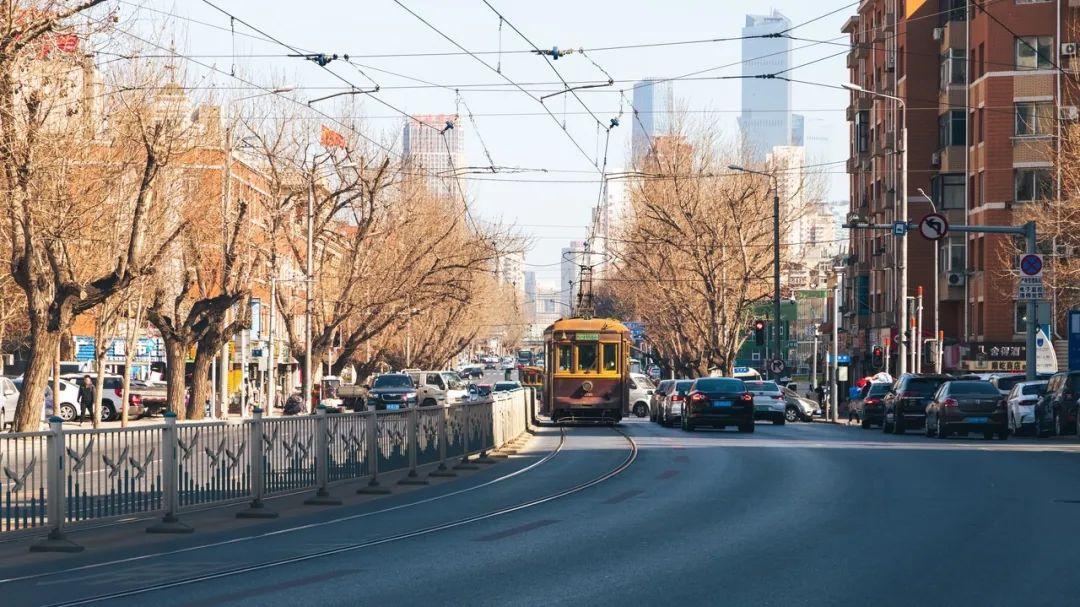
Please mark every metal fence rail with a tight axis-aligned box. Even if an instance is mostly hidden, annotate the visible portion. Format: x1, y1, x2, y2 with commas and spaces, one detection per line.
2, 389, 531, 551
64, 426, 163, 524
0, 432, 49, 533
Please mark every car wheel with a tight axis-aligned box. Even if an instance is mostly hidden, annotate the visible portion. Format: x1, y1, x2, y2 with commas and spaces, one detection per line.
861, 418, 871, 429
997, 427, 1009, 440
883, 415, 893, 434
925, 417, 934, 438
58, 403, 76, 422
773, 414, 785, 425
633, 402, 648, 418
101, 403, 116, 422
784, 406, 799, 423
683, 418, 694, 432
422, 399, 437, 408
936, 416, 949, 439
894, 415, 905, 435
1054, 412, 1062, 437
738, 422, 755, 433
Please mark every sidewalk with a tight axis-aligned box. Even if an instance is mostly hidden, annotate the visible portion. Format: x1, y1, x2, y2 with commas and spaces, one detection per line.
0, 429, 540, 574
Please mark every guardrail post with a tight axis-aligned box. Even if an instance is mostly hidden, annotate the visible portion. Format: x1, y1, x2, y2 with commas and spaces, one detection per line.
238, 408, 277, 518
454, 403, 477, 470
358, 410, 391, 494
30, 417, 82, 552
429, 404, 456, 478
147, 412, 193, 534
475, 400, 497, 464
399, 406, 429, 485
527, 388, 537, 433
304, 406, 342, 505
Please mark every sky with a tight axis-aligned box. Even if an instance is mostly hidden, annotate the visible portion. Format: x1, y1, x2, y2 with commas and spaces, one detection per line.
145, 0, 854, 288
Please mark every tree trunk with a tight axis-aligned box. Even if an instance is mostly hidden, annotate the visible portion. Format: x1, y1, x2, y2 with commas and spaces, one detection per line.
93, 350, 106, 428
162, 338, 188, 420
12, 322, 60, 432
190, 344, 216, 420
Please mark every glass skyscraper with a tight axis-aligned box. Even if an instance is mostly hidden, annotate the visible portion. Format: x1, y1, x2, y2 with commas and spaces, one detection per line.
630, 78, 674, 164
738, 10, 793, 162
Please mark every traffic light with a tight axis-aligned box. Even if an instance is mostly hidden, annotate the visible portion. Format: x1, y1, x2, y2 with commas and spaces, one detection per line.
872, 345, 884, 370
753, 320, 766, 346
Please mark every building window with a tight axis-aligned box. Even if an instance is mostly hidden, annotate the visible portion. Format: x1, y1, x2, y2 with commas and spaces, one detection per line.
1015, 101, 1053, 136
1014, 168, 1053, 202
940, 0, 967, 22
944, 236, 966, 273
1015, 36, 1054, 70
938, 110, 966, 148
932, 173, 966, 209
940, 49, 966, 88
856, 110, 870, 153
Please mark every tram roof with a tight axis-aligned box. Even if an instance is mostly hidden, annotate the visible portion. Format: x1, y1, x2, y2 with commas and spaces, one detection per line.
544, 317, 630, 334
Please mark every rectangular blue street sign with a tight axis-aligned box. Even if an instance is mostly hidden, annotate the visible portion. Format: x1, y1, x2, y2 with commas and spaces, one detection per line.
892, 221, 907, 236
827, 354, 851, 364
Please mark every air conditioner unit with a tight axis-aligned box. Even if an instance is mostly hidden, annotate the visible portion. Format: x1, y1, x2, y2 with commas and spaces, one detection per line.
1055, 244, 1070, 257
947, 272, 965, 286
932, 27, 944, 42
931, 152, 941, 166
1060, 106, 1079, 121
1062, 42, 1078, 57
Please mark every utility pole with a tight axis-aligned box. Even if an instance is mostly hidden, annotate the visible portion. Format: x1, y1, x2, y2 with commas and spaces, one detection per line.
219, 122, 232, 419
916, 287, 924, 374
811, 331, 819, 390
268, 278, 276, 417
303, 181, 314, 413
831, 267, 841, 423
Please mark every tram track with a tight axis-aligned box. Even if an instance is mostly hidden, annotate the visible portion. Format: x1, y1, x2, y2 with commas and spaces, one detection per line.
25, 425, 638, 606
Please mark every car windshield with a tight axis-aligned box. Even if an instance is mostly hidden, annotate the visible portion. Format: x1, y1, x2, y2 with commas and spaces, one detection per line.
633, 376, 655, 390
744, 381, 779, 393
995, 376, 1024, 392
673, 380, 694, 393
442, 373, 464, 390
948, 381, 1000, 396
373, 375, 412, 388
696, 378, 744, 392
867, 383, 891, 396
901, 377, 948, 396
1022, 384, 1046, 396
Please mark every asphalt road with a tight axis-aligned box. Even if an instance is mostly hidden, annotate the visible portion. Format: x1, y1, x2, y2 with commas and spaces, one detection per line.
6, 417, 1080, 606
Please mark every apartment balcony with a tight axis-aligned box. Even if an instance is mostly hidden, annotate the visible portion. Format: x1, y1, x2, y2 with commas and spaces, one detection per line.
847, 49, 859, 69
873, 14, 895, 42
937, 19, 966, 52
934, 145, 965, 173
873, 130, 896, 156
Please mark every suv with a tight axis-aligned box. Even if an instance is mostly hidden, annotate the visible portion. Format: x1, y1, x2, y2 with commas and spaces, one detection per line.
1033, 371, 1080, 438
365, 373, 418, 410
59, 374, 144, 421
744, 380, 786, 425
882, 374, 952, 434
404, 370, 468, 407
851, 382, 892, 428
628, 373, 655, 418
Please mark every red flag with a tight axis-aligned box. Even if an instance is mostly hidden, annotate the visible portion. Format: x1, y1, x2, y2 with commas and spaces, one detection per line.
320, 125, 346, 149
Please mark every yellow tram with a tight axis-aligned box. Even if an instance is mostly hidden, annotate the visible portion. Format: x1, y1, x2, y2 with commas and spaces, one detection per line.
543, 318, 631, 424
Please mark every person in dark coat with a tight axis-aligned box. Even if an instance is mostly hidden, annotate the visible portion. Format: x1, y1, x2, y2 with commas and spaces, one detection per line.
77, 375, 95, 423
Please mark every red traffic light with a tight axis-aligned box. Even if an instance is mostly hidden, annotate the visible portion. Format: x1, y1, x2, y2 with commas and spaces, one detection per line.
872, 346, 883, 356
753, 320, 765, 331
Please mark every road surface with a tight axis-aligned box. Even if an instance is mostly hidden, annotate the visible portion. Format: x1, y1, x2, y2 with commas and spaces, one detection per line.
4, 417, 1080, 606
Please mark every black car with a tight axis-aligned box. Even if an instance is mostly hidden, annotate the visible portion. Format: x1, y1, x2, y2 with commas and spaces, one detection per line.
882, 374, 952, 434
366, 373, 418, 411
682, 377, 754, 433
852, 382, 892, 429
925, 380, 1007, 440
1033, 371, 1080, 438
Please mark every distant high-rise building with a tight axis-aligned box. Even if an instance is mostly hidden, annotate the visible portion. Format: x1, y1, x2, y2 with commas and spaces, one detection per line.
560, 241, 588, 311
790, 114, 805, 147
739, 11, 793, 161
402, 114, 463, 197
630, 78, 674, 163
523, 271, 537, 322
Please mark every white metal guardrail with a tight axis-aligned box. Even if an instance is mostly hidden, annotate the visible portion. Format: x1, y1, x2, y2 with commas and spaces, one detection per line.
0, 388, 532, 552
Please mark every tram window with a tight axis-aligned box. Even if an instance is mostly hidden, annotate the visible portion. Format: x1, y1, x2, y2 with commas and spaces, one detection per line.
602, 343, 617, 372
558, 345, 572, 372
577, 343, 598, 373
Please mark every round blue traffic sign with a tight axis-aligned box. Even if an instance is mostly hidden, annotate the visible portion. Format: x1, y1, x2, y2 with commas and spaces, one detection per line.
1020, 254, 1043, 276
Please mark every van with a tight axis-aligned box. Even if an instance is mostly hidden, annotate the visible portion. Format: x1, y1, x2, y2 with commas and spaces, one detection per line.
404, 370, 469, 407
628, 373, 655, 418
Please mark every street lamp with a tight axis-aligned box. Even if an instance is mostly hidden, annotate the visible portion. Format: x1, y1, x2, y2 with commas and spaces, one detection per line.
842, 82, 909, 376
917, 188, 942, 373
729, 164, 783, 378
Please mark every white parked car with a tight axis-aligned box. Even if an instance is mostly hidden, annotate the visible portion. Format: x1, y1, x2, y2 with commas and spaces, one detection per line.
1006, 380, 1048, 435
14, 377, 74, 421
0, 376, 18, 429
405, 370, 469, 407
628, 373, 655, 418
744, 380, 787, 425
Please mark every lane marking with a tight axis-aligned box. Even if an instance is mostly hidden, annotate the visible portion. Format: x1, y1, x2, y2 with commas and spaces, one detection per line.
603, 489, 643, 504
177, 568, 359, 607
2, 429, 567, 586
656, 469, 679, 480
35, 426, 636, 607
474, 519, 558, 541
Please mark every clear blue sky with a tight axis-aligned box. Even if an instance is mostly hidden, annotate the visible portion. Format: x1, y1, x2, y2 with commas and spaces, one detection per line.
153, 0, 852, 286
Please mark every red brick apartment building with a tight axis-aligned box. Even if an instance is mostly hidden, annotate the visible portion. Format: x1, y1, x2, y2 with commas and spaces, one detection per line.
842, 0, 1078, 374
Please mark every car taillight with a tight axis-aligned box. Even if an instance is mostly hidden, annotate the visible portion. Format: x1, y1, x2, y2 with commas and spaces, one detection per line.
741, 393, 753, 402
672, 394, 684, 402
114, 388, 123, 397
131, 394, 142, 405
773, 394, 783, 400
943, 398, 958, 408
690, 392, 707, 402
864, 397, 880, 405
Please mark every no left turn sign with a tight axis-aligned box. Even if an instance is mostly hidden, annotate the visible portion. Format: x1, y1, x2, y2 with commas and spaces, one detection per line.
918, 213, 949, 241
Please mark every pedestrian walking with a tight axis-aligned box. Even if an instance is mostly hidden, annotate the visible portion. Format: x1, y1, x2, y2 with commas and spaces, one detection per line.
77, 375, 95, 424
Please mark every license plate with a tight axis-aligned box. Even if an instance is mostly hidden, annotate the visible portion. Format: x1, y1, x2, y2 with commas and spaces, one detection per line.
386, 404, 400, 411
712, 400, 732, 408
966, 416, 988, 424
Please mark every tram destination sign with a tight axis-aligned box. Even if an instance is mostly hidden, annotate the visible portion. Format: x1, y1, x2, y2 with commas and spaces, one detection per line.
575, 333, 600, 341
